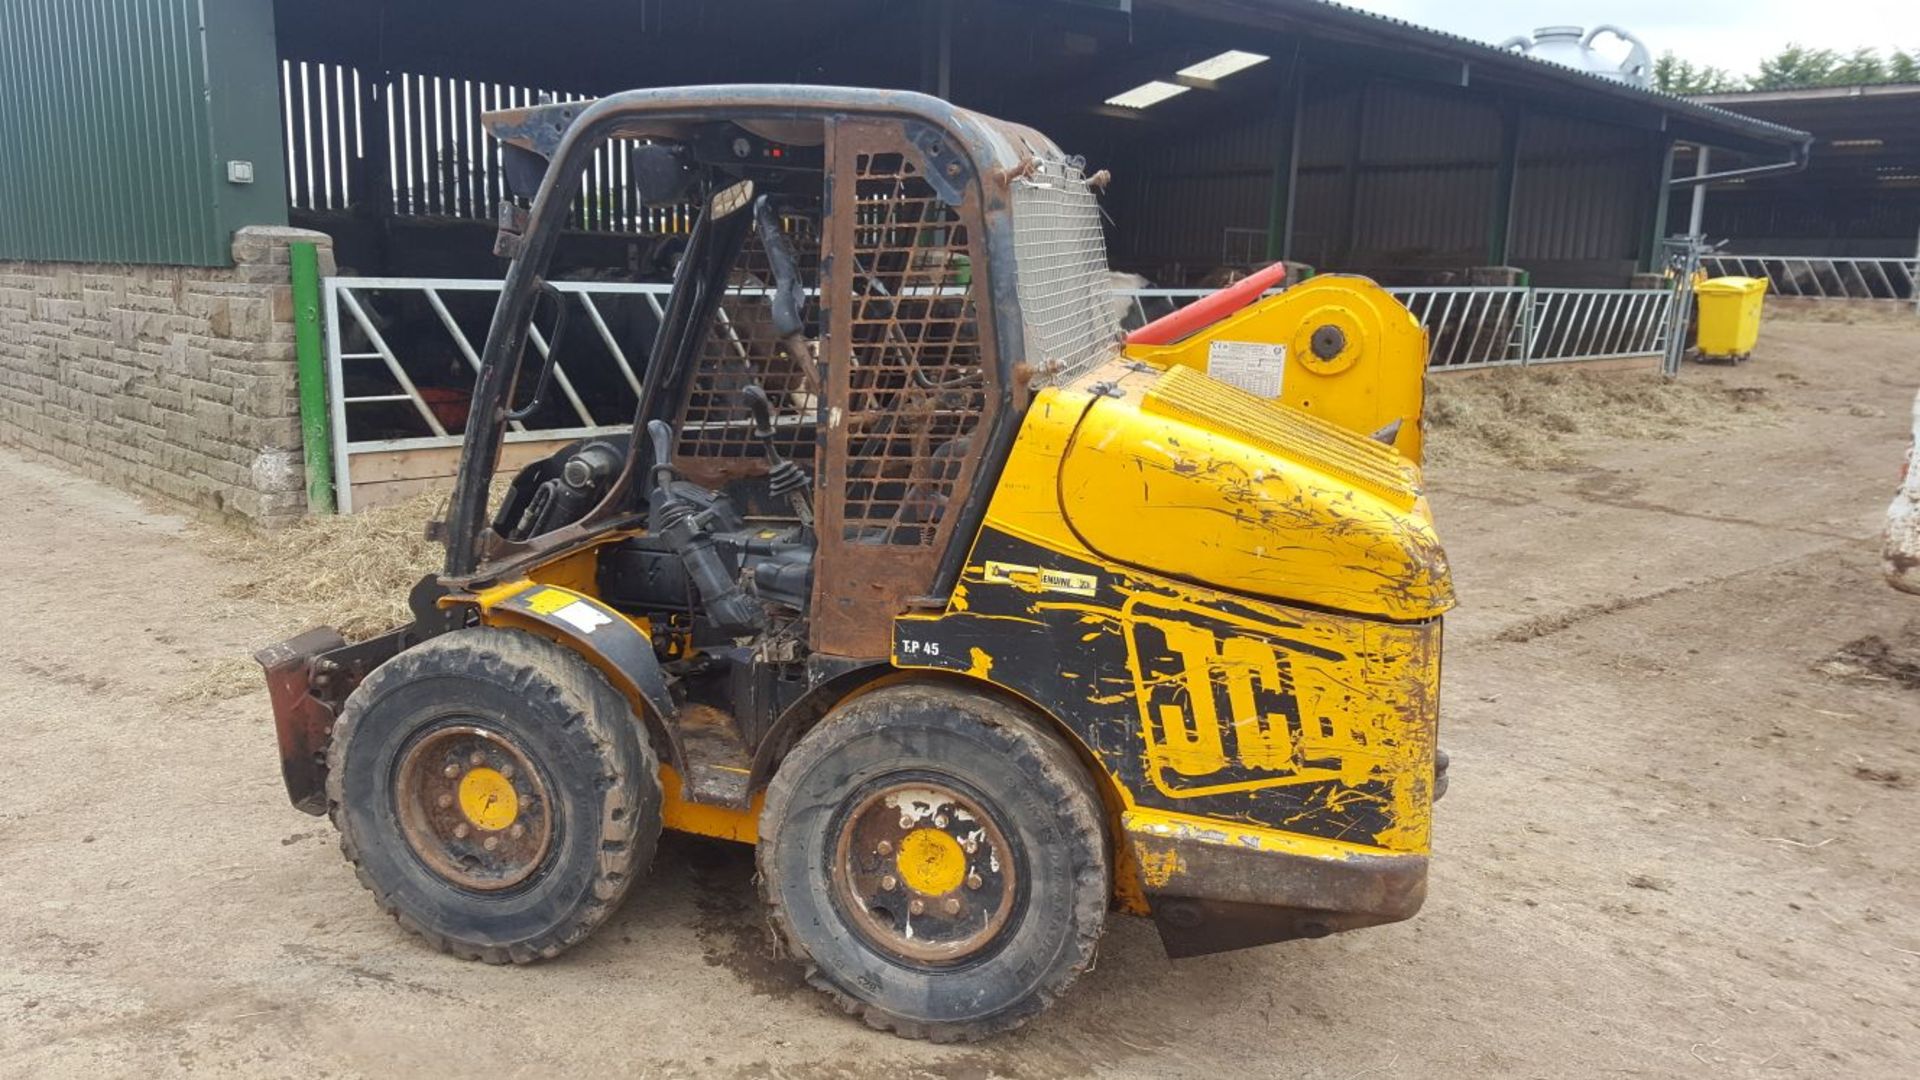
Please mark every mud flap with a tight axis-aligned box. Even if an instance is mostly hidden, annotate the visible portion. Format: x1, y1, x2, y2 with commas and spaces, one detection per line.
257, 625, 416, 814
256, 628, 347, 815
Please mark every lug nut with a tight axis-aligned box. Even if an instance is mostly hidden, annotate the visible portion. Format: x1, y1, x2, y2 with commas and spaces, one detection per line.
909, 899, 925, 915
499, 763, 515, 778
454, 823, 470, 839
934, 814, 949, 828
436, 794, 453, 809
881, 875, 898, 891
510, 824, 525, 839
483, 836, 499, 851
966, 872, 982, 890
469, 751, 485, 766
876, 840, 893, 855
443, 763, 460, 778
943, 898, 961, 915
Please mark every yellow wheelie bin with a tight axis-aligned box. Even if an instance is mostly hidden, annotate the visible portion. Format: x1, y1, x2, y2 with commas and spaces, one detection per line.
1694, 276, 1768, 363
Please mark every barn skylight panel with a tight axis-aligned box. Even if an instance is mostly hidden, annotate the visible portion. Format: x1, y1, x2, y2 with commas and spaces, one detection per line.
1176, 50, 1269, 82
1105, 80, 1189, 109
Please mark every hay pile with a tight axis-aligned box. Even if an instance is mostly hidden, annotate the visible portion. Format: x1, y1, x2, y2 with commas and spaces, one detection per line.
168, 655, 272, 705
184, 490, 451, 703
1422, 366, 1771, 468
209, 488, 450, 642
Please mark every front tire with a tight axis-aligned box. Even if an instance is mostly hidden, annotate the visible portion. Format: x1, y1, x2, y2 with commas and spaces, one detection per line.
326, 627, 661, 963
758, 684, 1109, 1041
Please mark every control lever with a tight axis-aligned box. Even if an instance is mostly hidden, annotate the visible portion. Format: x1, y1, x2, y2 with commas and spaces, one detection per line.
644, 420, 765, 635
741, 384, 814, 532
752, 196, 821, 388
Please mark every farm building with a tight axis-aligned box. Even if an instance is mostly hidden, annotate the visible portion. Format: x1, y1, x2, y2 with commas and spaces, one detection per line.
1686, 84, 1920, 258
0, 0, 1811, 517
1679, 84, 1920, 304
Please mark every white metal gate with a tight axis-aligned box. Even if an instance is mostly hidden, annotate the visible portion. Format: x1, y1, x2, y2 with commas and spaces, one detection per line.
323, 277, 1678, 510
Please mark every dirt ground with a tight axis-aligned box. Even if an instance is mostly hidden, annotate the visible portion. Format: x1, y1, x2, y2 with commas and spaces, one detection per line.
3, 319, 1918, 1079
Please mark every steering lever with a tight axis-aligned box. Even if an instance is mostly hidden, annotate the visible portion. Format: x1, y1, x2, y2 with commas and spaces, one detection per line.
741, 384, 814, 532
753, 196, 821, 388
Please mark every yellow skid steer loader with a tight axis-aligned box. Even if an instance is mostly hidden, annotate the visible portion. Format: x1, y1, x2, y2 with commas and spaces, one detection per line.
258, 85, 1450, 1041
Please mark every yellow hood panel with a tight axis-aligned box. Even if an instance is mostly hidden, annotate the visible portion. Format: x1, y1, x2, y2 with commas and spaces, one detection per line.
1059, 369, 1453, 621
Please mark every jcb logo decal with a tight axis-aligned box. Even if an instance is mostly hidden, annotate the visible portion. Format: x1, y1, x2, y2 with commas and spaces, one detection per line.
1125, 600, 1347, 798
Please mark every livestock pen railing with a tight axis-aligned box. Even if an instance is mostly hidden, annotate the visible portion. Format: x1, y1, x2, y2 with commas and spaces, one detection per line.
1699, 254, 1920, 305
324, 277, 1676, 510
1121, 285, 1673, 370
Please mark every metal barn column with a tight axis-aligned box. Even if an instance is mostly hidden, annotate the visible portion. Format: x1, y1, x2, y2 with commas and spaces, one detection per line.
1265, 67, 1303, 263
1488, 103, 1522, 267
1687, 146, 1711, 237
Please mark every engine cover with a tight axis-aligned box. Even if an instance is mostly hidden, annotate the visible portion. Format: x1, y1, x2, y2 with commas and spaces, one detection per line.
1058, 366, 1452, 622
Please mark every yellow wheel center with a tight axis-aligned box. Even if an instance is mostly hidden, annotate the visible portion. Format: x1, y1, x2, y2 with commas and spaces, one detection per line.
458, 767, 519, 831
895, 827, 967, 895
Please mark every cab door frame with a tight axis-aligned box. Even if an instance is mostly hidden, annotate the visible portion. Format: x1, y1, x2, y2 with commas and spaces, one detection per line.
810, 116, 1007, 656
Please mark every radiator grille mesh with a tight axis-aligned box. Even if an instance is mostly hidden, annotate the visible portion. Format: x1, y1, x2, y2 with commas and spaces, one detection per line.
1012, 156, 1123, 386
1143, 366, 1421, 510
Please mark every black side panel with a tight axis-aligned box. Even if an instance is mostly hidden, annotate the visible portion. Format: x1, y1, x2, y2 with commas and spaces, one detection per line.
893, 528, 1439, 850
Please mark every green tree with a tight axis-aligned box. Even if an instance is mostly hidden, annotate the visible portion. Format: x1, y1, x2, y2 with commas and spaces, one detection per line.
1657, 44, 1920, 94
1653, 51, 1741, 94
1750, 45, 1840, 89
1746, 44, 1920, 89
1889, 49, 1920, 82
1830, 47, 1888, 84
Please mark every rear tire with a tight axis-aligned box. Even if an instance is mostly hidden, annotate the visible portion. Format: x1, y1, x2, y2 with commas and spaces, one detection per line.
326, 627, 660, 963
758, 684, 1109, 1041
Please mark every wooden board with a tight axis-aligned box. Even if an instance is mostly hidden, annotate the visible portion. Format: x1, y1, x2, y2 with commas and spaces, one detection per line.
347, 438, 582, 511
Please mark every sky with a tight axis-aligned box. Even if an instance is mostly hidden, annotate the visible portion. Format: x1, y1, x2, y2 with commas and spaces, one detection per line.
1334, 0, 1920, 76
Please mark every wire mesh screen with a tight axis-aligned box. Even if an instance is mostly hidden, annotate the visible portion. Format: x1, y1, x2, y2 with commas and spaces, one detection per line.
673, 208, 822, 482
1012, 156, 1123, 386
840, 152, 987, 546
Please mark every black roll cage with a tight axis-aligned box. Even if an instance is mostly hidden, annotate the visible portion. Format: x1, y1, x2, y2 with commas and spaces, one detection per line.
443, 87, 1041, 600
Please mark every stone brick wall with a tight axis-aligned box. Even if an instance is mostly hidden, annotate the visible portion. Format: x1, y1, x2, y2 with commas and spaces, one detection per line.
0, 226, 334, 524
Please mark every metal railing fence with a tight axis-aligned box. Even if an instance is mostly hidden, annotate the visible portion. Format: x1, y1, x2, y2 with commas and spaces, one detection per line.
1121, 284, 1672, 371
1699, 255, 1920, 303
1390, 287, 1530, 368
326, 277, 1676, 509
323, 277, 670, 511
1526, 287, 1674, 363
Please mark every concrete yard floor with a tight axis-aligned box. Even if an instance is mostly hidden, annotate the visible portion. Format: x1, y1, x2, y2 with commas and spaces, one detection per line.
3, 320, 1918, 1078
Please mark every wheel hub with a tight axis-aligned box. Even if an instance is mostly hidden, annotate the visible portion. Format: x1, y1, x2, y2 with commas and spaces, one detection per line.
458, 767, 519, 830
835, 781, 1017, 965
895, 826, 967, 895
395, 725, 552, 891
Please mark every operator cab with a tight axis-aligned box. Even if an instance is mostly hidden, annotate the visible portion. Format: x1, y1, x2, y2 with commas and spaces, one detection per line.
485, 116, 827, 552
485, 170, 823, 635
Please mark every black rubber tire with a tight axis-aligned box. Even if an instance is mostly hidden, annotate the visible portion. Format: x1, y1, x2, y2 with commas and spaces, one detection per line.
326, 626, 660, 964
758, 684, 1109, 1041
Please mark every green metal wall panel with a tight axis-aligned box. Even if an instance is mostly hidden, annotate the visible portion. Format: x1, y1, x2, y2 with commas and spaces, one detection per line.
0, 0, 287, 266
